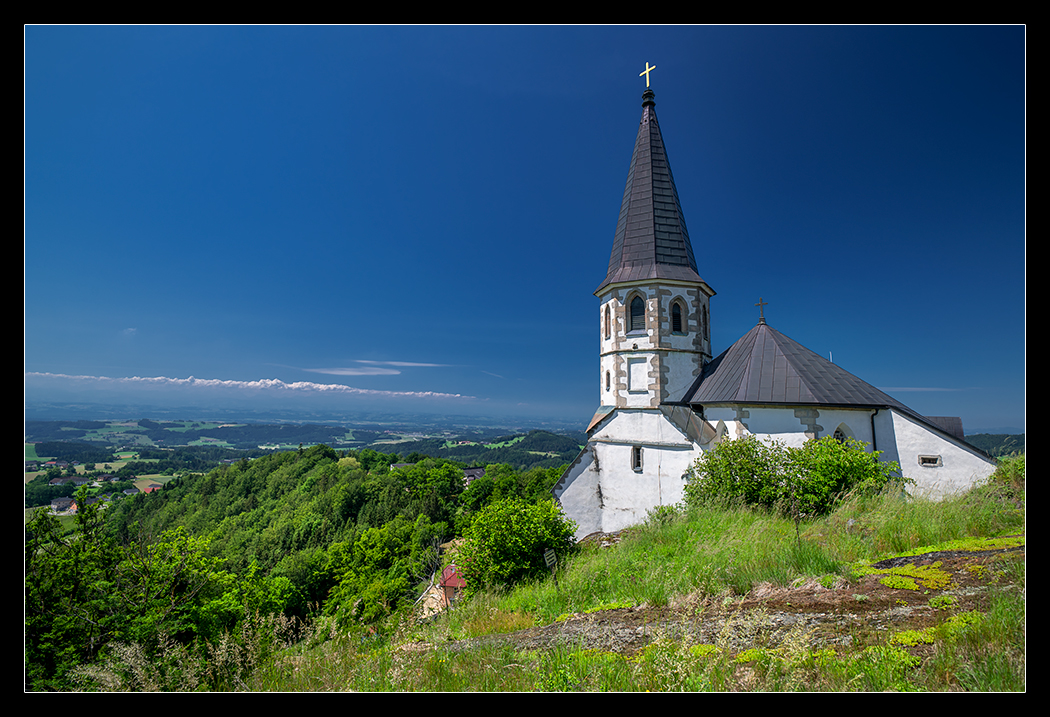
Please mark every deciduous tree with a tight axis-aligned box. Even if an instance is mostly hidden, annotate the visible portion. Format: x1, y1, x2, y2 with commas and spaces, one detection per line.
459, 498, 576, 594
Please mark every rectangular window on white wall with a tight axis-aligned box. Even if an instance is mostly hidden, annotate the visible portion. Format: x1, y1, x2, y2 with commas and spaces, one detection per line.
628, 357, 647, 392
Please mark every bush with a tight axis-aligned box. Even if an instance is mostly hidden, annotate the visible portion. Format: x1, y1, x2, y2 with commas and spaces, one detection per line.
685, 435, 903, 518
786, 437, 905, 516
684, 435, 787, 510
459, 499, 576, 594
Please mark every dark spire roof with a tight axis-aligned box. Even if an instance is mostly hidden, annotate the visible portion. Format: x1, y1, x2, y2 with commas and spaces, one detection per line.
597, 89, 709, 294
687, 321, 914, 412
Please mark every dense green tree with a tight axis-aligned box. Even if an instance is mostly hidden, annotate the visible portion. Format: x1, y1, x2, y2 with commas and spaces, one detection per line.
459, 498, 576, 594
322, 515, 447, 624
27, 441, 577, 687
31, 441, 114, 464
25, 493, 125, 690
25, 490, 292, 691
25, 475, 76, 508
461, 475, 495, 512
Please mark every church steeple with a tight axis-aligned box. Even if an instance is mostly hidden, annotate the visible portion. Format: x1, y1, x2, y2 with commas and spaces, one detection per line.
596, 87, 715, 409
597, 89, 710, 295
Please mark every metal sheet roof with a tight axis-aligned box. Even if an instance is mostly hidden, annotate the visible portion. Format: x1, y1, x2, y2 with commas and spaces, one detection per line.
687, 321, 914, 411
597, 89, 708, 294
684, 320, 987, 456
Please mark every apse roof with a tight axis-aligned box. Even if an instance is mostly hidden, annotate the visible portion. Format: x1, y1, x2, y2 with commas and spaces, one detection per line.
687, 321, 916, 413
683, 319, 989, 455
597, 89, 710, 294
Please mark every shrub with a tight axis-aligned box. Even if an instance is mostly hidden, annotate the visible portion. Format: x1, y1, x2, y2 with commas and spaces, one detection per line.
785, 437, 904, 517
459, 498, 576, 594
685, 435, 904, 519
683, 434, 788, 510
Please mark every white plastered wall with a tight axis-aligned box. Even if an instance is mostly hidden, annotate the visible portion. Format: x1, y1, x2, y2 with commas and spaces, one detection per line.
599, 288, 658, 408
554, 409, 702, 540
598, 283, 709, 407
703, 405, 883, 448
887, 409, 997, 499
659, 288, 704, 401
554, 445, 603, 539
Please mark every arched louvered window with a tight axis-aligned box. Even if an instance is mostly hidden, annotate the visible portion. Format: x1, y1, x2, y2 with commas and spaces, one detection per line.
833, 423, 854, 443
671, 301, 683, 334
604, 304, 611, 340
629, 295, 645, 333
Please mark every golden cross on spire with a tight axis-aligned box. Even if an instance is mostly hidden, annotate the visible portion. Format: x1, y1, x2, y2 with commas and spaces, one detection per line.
639, 62, 657, 88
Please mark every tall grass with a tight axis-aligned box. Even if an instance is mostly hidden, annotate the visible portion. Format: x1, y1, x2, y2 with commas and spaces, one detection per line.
813, 476, 1025, 561
492, 502, 843, 623
919, 559, 1026, 692
248, 577, 1025, 692
71, 611, 306, 692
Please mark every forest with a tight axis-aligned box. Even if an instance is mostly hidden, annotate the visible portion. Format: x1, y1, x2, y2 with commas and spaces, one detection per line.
25, 444, 570, 690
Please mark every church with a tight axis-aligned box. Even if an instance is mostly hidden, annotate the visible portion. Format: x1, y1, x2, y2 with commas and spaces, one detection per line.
552, 85, 998, 540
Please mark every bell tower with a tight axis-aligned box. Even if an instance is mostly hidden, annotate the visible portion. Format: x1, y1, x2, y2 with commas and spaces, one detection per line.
596, 88, 715, 409
556, 77, 716, 539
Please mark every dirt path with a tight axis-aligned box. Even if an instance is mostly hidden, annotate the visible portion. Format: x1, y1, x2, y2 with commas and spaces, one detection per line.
446, 546, 1024, 656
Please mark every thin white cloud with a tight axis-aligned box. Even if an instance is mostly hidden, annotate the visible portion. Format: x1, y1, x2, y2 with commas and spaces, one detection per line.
302, 359, 453, 376
303, 366, 402, 376
354, 360, 450, 367
882, 387, 967, 392
25, 372, 474, 400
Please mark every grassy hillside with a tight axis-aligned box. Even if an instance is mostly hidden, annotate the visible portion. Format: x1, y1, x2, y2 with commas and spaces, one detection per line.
35, 450, 1025, 692
242, 457, 1025, 692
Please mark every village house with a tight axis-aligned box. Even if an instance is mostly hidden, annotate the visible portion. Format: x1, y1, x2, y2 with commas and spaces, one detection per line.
50, 497, 75, 514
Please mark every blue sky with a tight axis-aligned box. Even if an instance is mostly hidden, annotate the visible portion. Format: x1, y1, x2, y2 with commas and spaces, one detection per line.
25, 26, 1026, 432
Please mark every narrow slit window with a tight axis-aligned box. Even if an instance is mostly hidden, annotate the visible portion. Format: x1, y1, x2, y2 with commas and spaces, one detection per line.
629, 296, 645, 333
671, 302, 683, 333
631, 446, 643, 472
